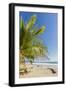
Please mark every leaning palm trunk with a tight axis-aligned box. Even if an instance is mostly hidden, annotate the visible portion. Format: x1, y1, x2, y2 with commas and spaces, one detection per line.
19, 51, 28, 75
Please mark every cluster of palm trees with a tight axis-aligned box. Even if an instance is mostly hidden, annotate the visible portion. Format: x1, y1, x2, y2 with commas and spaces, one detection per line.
19, 15, 48, 74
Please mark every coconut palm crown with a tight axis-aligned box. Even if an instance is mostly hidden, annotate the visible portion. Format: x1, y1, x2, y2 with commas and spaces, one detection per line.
20, 15, 48, 64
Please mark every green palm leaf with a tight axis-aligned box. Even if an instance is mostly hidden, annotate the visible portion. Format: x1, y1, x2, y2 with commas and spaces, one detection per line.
26, 15, 36, 31
34, 26, 45, 35
20, 16, 25, 30
20, 16, 25, 48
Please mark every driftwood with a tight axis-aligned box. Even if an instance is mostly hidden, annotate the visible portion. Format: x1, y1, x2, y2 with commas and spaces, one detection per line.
47, 68, 56, 74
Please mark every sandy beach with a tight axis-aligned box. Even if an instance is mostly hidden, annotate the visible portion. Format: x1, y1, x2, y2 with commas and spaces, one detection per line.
19, 63, 58, 78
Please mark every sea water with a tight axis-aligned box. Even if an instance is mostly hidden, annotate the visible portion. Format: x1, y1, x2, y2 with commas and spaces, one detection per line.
25, 57, 58, 66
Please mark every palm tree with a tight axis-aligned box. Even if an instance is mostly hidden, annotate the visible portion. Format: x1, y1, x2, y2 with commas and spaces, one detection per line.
19, 15, 48, 74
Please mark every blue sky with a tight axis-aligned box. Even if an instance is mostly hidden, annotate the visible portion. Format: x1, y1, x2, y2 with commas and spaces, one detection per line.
19, 12, 58, 62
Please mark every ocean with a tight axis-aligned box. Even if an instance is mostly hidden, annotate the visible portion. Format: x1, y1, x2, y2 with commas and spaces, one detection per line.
25, 57, 58, 65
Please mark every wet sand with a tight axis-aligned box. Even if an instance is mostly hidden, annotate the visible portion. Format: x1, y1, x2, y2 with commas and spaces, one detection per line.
19, 64, 58, 78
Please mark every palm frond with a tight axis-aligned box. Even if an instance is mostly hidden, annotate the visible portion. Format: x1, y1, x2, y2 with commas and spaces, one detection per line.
20, 16, 26, 48
20, 16, 29, 49
20, 16, 25, 30
34, 26, 45, 36
26, 15, 37, 31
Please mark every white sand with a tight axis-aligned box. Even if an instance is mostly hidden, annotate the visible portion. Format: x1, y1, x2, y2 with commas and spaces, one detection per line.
19, 64, 58, 78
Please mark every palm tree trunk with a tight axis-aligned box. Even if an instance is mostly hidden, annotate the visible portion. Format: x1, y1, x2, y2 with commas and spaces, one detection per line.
19, 52, 28, 75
